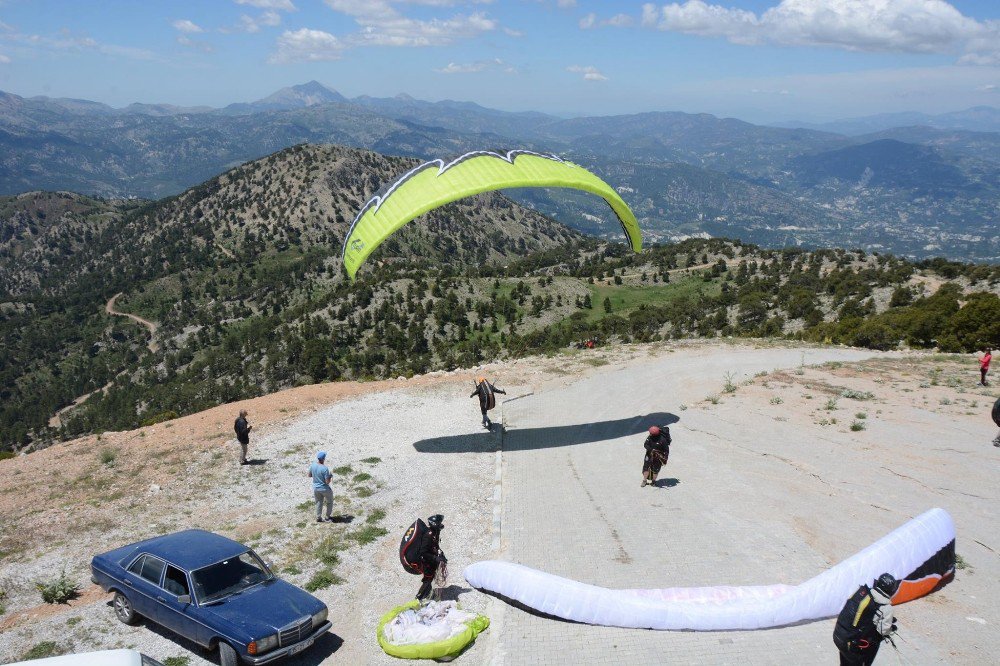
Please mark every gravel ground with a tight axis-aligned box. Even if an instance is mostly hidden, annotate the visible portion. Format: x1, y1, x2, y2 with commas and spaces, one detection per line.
3, 340, 990, 665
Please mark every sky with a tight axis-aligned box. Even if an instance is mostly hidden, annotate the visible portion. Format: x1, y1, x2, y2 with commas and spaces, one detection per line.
0, 0, 998, 122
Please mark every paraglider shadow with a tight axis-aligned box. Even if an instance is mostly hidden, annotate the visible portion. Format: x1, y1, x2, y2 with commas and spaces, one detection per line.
434, 584, 474, 602
413, 413, 678, 453
653, 478, 679, 488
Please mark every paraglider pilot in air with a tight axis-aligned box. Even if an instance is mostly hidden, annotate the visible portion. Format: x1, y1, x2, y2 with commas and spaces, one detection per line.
471, 376, 506, 429
833, 573, 899, 666
641, 425, 671, 487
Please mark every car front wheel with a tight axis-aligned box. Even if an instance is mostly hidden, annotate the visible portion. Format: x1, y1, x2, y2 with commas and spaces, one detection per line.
113, 591, 138, 625
219, 642, 239, 666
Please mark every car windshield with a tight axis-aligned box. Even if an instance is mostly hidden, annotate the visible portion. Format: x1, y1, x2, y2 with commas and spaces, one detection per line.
191, 551, 272, 603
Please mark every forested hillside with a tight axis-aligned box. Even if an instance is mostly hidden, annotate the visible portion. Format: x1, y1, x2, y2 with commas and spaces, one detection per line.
1, 144, 998, 456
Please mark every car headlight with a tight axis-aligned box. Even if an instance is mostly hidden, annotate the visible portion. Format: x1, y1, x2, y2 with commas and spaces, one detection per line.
312, 607, 328, 628
251, 634, 278, 654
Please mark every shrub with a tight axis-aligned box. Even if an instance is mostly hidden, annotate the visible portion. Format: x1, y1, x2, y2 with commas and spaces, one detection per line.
361, 456, 382, 465
0, 451, 15, 461
315, 535, 345, 567
825, 398, 838, 410
304, 569, 343, 592
141, 410, 178, 427
98, 448, 116, 467
332, 465, 353, 476
770, 397, 783, 405
36, 570, 80, 604
21, 642, 63, 660
366, 509, 386, 524
352, 472, 372, 483
349, 525, 388, 546
163, 658, 191, 666
841, 389, 874, 401
850, 420, 866, 432
723, 372, 738, 394
855, 412, 867, 419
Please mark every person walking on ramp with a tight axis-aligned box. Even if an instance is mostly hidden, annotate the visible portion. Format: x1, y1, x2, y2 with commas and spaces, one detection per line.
234, 409, 252, 464
309, 451, 334, 523
833, 573, 899, 666
641, 425, 671, 487
471, 376, 506, 429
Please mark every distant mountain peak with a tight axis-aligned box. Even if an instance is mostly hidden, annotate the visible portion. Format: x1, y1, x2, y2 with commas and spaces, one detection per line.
247, 81, 347, 110
395, 93, 415, 101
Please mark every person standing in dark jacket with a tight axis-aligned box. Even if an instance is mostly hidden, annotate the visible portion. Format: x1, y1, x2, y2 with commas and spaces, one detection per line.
641, 425, 671, 487
234, 409, 252, 464
417, 514, 447, 601
833, 573, 898, 666
471, 376, 506, 429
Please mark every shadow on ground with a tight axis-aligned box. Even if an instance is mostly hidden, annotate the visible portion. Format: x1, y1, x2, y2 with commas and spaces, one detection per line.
413, 413, 678, 453
135, 610, 343, 664
653, 478, 680, 488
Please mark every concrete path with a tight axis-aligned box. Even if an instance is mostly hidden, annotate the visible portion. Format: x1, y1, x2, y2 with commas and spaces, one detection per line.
493, 346, 997, 665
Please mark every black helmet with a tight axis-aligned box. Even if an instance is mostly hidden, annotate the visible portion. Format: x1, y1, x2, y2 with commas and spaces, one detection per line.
872, 573, 898, 602
427, 514, 444, 529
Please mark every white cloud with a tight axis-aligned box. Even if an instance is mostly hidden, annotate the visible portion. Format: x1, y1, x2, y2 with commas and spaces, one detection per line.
557, 0, 577, 7
503, 27, 524, 37
6, 31, 156, 60
171, 19, 204, 34
235, 0, 296, 10
324, 0, 496, 47
270, 28, 344, 62
640, 0, 1000, 64
0, 53, 10, 63
976, 83, 997, 93
223, 11, 283, 33
435, 57, 513, 74
581, 12, 634, 29
567, 64, 608, 81
0, 20, 13, 32
176, 35, 214, 52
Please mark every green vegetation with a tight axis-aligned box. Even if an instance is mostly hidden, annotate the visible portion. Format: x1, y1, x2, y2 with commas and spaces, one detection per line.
98, 447, 117, 467
304, 569, 343, 592
163, 658, 191, 666
20, 642, 63, 661
35, 570, 80, 604
841, 389, 874, 401
349, 525, 388, 546
2, 147, 998, 458
850, 420, 867, 432
332, 465, 353, 476
352, 472, 372, 483
366, 508, 386, 524
315, 535, 344, 567
360, 456, 382, 465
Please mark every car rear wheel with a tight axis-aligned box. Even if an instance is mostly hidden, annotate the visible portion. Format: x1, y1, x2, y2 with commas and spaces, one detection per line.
113, 591, 138, 625
219, 642, 239, 666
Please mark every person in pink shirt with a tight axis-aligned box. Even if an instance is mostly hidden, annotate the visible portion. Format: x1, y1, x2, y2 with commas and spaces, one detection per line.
981, 347, 992, 387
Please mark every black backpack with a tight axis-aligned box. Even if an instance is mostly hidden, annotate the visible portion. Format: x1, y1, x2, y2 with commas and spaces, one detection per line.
833, 585, 874, 653
399, 519, 429, 575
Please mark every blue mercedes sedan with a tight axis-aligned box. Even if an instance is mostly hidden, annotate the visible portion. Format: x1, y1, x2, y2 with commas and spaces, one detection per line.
91, 530, 331, 665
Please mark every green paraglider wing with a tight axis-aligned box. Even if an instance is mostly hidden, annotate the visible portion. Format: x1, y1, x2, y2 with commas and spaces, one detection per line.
342, 150, 641, 279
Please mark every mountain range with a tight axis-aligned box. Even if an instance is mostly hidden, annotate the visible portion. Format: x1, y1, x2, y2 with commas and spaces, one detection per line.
1, 81, 998, 263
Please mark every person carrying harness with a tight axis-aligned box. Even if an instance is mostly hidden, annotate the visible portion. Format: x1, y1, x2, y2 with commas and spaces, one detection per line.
471, 376, 506, 429
833, 573, 899, 666
641, 425, 671, 487
399, 514, 448, 602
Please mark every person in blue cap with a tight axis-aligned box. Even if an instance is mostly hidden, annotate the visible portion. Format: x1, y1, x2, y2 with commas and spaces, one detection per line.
308, 451, 334, 523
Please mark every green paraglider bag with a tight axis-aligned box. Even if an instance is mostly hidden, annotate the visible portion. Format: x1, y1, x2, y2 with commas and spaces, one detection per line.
377, 600, 490, 661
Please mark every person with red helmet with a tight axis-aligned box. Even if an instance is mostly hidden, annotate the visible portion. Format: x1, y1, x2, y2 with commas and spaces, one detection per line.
641, 424, 671, 487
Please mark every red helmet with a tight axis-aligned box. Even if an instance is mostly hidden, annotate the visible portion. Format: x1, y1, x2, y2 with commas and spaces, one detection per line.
648, 426, 660, 437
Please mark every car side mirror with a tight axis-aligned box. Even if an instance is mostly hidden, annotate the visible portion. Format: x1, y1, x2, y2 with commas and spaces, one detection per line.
177, 594, 191, 604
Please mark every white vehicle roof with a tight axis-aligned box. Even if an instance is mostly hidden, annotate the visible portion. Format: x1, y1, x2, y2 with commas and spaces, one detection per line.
7, 649, 162, 666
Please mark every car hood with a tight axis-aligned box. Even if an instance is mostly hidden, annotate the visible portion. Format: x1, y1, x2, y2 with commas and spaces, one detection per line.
200, 579, 325, 640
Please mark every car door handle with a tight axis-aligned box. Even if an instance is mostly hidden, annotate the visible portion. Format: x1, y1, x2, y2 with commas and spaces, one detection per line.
156, 596, 166, 602
125, 580, 133, 587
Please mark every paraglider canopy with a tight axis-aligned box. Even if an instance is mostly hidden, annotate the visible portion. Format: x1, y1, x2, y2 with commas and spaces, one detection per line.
342, 149, 641, 280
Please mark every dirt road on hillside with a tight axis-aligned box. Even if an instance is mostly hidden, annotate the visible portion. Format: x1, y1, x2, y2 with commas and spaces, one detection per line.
105, 292, 158, 353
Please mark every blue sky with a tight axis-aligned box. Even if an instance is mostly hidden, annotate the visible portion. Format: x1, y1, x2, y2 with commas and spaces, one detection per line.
0, 1, 998, 122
